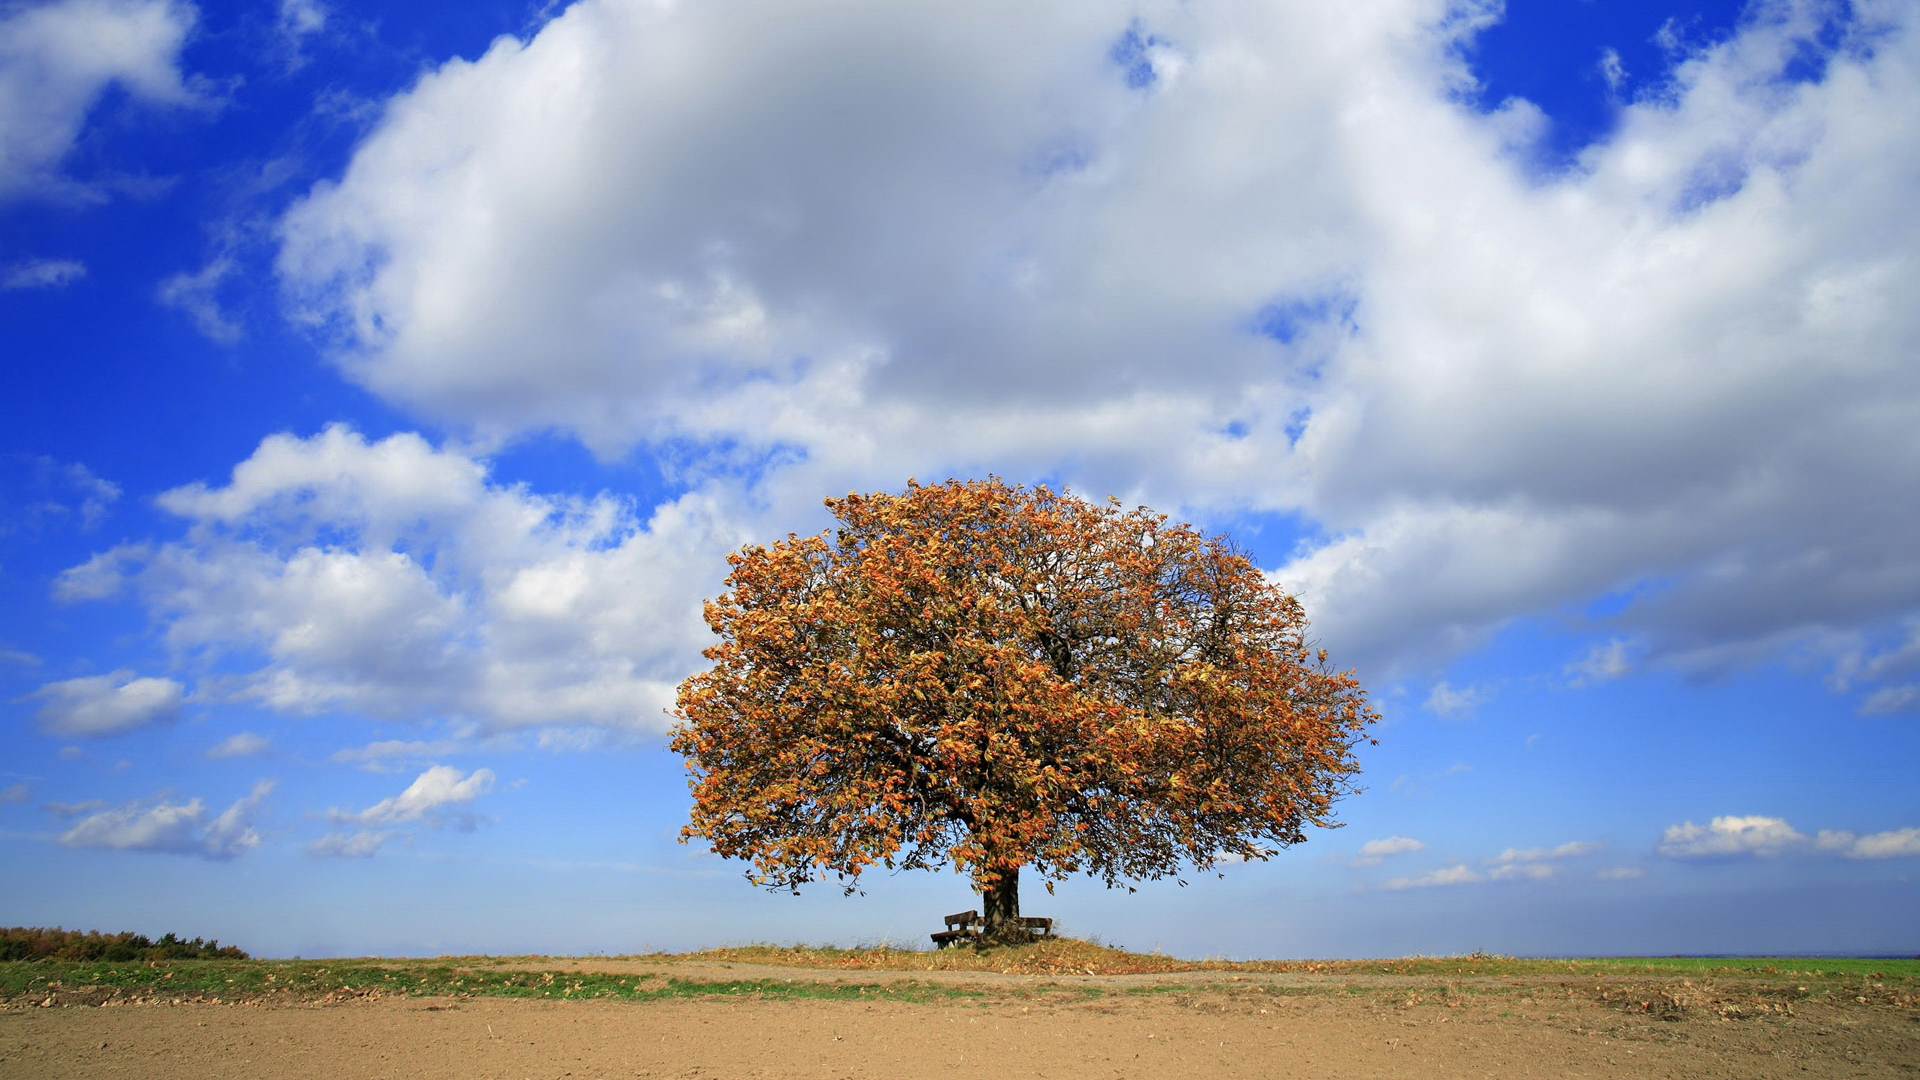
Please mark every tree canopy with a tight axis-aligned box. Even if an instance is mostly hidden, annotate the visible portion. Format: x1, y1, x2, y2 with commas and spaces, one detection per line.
671, 478, 1376, 935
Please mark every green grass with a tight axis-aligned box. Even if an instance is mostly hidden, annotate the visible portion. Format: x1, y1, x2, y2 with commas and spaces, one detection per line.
5, 948, 1912, 1009
0, 959, 979, 1005
1570, 957, 1920, 978
678, 942, 1920, 981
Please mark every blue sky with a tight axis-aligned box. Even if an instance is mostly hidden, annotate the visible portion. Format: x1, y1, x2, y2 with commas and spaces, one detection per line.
3, 0, 1917, 959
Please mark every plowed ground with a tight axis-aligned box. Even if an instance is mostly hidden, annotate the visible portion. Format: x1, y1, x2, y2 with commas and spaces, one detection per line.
4, 958, 1916, 1079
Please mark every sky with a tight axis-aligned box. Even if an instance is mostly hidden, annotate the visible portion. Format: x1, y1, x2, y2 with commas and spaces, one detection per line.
2, 0, 1917, 960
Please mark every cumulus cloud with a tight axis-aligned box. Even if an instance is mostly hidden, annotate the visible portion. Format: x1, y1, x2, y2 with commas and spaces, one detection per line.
1660, 816, 1920, 859
1384, 863, 1481, 890
56, 780, 273, 858
0, 0, 200, 199
1384, 842, 1591, 886
1491, 841, 1598, 864
1488, 861, 1556, 881
1658, 814, 1806, 858
310, 765, 492, 858
327, 764, 493, 827
58, 426, 739, 733
30, 671, 182, 736
265, 0, 1920, 696
1423, 681, 1489, 718
206, 731, 269, 759
1352, 835, 1424, 866
1816, 827, 1920, 859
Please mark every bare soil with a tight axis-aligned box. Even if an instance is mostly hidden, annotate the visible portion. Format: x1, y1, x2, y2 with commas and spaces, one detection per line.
4, 960, 1915, 1079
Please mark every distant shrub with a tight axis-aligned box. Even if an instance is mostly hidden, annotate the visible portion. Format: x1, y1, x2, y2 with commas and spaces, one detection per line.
0, 927, 249, 962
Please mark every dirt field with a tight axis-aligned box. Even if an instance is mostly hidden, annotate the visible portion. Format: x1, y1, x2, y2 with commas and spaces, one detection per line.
4, 959, 1916, 1079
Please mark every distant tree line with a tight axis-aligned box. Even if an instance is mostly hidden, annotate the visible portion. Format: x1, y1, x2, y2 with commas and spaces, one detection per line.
0, 927, 249, 961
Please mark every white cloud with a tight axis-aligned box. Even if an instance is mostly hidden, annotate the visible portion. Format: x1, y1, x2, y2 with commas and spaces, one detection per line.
59, 426, 737, 733
56, 780, 273, 858
1658, 814, 1806, 858
277, 0, 324, 39
156, 255, 242, 342
1488, 861, 1555, 881
0, 783, 28, 804
1423, 681, 1489, 718
328, 764, 493, 827
264, 0, 1920, 694
1492, 840, 1598, 864
0, 644, 39, 666
0, 0, 199, 199
1565, 639, 1633, 686
1597, 866, 1645, 880
206, 731, 269, 759
1830, 618, 1920, 713
307, 829, 387, 857
1384, 863, 1481, 890
1, 257, 84, 288
62, 461, 118, 528
1598, 47, 1627, 92
1384, 844, 1589, 886
1860, 685, 1920, 715
1, 455, 121, 532
308, 765, 488, 858
1816, 827, 1920, 859
30, 671, 182, 736
1352, 835, 1423, 866
330, 738, 464, 772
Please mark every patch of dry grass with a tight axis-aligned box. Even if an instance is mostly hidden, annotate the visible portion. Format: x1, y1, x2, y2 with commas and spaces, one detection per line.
690, 937, 1195, 975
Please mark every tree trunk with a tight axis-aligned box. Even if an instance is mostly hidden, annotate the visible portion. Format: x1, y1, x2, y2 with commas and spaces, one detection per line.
978, 864, 1022, 941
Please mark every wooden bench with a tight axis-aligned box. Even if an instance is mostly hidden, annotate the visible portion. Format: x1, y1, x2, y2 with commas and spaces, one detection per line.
930, 911, 1055, 947
931, 910, 982, 948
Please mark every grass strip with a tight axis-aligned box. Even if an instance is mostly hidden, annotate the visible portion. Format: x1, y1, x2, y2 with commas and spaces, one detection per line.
5, 947, 1912, 1009
0, 960, 979, 1006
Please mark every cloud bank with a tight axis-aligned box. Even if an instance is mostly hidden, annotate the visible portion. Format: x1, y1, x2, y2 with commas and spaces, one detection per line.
258, 0, 1920, 696
1657, 815, 1920, 859
310, 764, 495, 857
0, 0, 199, 199
60, 426, 740, 734
31, 671, 182, 736
56, 780, 273, 858
1658, 814, 1806, 858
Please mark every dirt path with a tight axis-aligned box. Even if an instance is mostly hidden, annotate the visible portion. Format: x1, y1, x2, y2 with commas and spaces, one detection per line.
4, 979, 1913, 1079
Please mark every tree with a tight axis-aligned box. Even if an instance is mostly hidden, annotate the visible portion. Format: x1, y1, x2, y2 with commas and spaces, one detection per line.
670, 478, 1376, 940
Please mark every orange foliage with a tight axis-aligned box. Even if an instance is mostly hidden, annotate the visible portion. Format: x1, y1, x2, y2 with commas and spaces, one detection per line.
671, 478, 1375, 900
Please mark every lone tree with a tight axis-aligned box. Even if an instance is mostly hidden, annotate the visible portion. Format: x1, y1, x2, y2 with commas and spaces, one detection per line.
671, 478, 1375, 940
